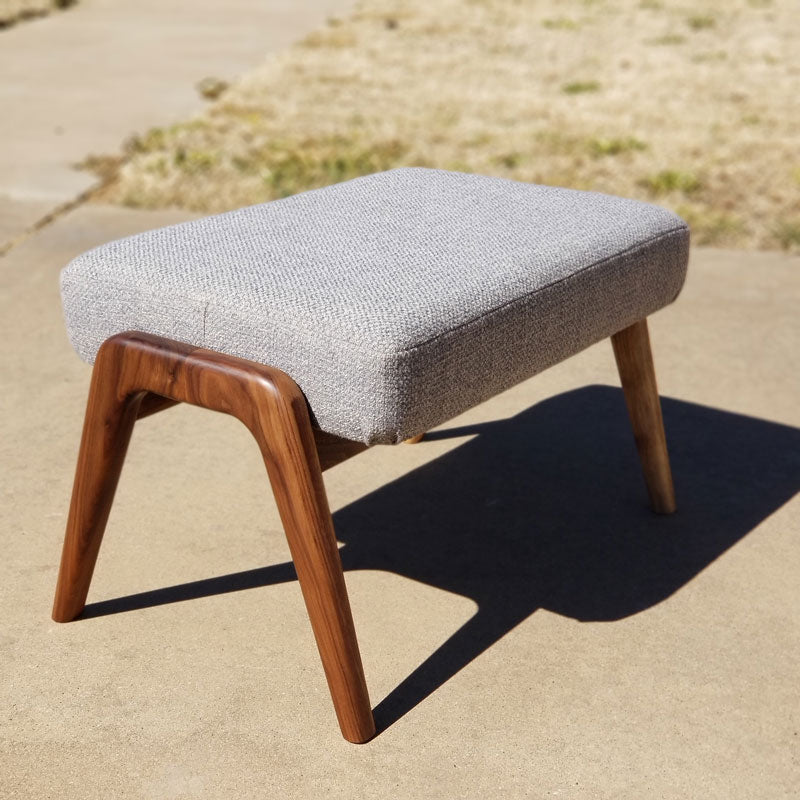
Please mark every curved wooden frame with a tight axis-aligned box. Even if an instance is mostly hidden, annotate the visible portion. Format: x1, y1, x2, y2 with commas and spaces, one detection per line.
51, 331, 375, 743
52, 318, 674, 744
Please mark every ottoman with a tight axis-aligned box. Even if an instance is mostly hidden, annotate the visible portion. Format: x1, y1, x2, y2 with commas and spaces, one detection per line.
53, 168, 690, 742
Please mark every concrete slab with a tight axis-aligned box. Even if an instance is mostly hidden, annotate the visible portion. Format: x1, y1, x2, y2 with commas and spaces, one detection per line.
0, 194, 53, 246
0, 0, 352, 241
1, 204, 798, 798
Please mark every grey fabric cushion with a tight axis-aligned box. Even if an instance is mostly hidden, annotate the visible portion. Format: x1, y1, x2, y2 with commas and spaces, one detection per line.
61, 168, 689, 444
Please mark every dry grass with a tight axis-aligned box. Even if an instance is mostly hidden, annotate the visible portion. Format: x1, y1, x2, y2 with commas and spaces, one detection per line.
0, 0, 74, 28
97, 0, 800, 251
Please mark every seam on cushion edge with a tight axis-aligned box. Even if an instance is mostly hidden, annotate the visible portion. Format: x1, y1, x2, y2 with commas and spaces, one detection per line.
62, 224, 688, 365
62, 269, 393, 362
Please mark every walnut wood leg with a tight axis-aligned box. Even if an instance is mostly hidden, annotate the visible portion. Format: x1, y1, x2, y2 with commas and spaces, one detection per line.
249, 388, 375, 743
52, 346, 145, 623
52, 331, 375, 743
611, 318, 677, 514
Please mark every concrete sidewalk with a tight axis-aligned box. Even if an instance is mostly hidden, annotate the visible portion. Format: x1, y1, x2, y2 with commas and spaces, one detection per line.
0, 0, 352, 247
0, 202, 798, 798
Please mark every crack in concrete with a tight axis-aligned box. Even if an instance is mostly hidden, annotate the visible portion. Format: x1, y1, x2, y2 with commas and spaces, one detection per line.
0, 183, 95, 257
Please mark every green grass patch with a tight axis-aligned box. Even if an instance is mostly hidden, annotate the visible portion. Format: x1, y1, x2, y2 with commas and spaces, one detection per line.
562, 80, 601, 94
687, 14, 715, 31
542, 17, 579, 30
492, 152, 524, 168
173, 149, 219, 173
641, 169, 701, 195
245, 137, 410, 198
588, 136, 648, 157
125, 121, 209, 155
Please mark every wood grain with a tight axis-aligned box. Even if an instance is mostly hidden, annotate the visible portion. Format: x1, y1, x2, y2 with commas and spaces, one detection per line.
52, 331, 375, 743
611, 318, 677, 514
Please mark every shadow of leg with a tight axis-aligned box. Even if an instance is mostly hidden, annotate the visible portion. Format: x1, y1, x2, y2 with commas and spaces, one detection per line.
81, 560, 299, 618
373, 607, 528, 733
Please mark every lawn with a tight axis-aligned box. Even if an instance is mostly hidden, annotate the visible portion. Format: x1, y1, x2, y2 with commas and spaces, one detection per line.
94, 0, 800, 251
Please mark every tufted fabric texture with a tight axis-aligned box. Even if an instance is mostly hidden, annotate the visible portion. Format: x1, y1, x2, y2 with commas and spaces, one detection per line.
61, 168, 689, 444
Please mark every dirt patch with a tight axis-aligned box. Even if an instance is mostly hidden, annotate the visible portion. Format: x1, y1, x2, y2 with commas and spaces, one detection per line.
97, 0, 800, 251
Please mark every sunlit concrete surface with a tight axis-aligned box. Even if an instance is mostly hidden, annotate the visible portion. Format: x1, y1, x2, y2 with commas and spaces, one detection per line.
0, 202, 797, 798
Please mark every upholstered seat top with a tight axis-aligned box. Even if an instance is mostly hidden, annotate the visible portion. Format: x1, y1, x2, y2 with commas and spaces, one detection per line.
61, 168, 689, 444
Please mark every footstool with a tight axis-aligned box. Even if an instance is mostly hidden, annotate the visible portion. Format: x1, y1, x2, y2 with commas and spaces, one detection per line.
53, 168, 689, 743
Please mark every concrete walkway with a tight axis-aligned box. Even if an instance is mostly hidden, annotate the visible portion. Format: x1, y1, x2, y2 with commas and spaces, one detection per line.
0, 0, 352, 248
1, 201, 798, 797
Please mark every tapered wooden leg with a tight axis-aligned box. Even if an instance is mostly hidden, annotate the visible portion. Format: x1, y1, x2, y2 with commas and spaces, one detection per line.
611, 318, 677, 514
52, 332, 375, 743
52, 347, 145, 622
404, 433, 425, 444
249, 388, 375, 743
